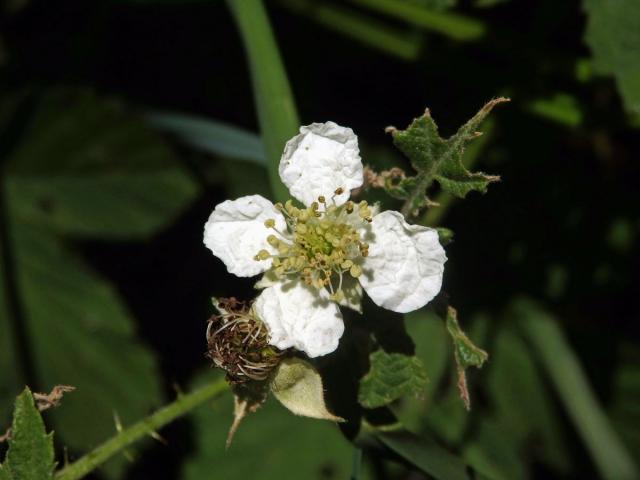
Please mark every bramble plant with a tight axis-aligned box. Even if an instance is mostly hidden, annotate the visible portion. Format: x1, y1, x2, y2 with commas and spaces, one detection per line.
1, 0, 638, 479
201, 105, 502, 436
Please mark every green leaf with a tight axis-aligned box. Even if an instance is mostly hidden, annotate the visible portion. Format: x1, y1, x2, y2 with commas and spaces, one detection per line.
0, 466, 11, 480
4, 89, 198, 240
271, 358, 343, 421
445, 307, 488, 410
377, 430, 469, 480
183, 371, 355, 480
583, 0, 640, 113
2, 388, 54, 480
145, 111, 266, 165
227, 0, 300, 203
358, 350, 428, 409
390, 98, 507, 214
513, 298, 639, 480
0, 225, 164, 476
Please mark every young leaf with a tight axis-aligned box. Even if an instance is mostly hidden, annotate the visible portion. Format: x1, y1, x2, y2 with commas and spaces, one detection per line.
2, 388, 54, 480
445, 307, 488, 410
358, 350, 428, 409
389, 98, 508, 215
271, 358, 343, 421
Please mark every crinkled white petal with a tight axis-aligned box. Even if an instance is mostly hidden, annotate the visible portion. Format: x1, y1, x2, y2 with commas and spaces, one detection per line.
203, 195, 285, 277
359, 211, 446, 313
279, 122, 363, 206
254, 280, 345, 358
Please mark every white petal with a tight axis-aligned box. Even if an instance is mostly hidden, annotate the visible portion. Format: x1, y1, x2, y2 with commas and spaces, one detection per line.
359, 211, 446, 313
254, 280, 345, 358
203, 195, 286, 277
337, 275, 363, 313
279, 122, 363, 206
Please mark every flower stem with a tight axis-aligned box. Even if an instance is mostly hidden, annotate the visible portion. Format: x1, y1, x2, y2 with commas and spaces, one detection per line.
55, 377, 228, 480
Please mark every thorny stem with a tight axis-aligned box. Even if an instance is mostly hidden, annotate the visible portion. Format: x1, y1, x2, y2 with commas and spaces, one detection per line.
55, 378, 228, 480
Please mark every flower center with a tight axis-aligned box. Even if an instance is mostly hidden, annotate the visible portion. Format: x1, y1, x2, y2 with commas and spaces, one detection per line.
255, 189, 372, 302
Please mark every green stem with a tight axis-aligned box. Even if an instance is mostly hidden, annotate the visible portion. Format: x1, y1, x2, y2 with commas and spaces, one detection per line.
516, 300, 638, 480
55, 378, 228, 480
400, 175, 433, 218
227, 0, 300, 203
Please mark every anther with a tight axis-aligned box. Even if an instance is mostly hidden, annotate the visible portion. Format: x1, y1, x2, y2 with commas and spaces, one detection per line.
255, 249, 271, 261
349, 264, 362, 278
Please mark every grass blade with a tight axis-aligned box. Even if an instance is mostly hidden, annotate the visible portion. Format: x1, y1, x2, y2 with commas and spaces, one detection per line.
227, 0, 299, 202
514, 298, 638, 480
146, 112, 265, 165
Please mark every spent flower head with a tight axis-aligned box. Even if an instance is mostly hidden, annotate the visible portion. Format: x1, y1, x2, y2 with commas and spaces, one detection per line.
206, 298, 283, 383
204, 122, 446, 358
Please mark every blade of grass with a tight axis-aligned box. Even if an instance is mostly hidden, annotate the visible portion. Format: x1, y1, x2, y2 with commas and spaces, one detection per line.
513, 299, 638, 480
146, 112, 266, 165
347, 0, 486, 41
227, 0, 299, 203
277, 0, 423, 61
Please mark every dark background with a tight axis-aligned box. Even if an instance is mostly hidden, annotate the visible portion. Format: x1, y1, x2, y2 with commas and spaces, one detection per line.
0, 0, 638, 478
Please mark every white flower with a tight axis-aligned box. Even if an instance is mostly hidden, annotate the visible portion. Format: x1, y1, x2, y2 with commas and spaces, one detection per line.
204, 121, 446, 357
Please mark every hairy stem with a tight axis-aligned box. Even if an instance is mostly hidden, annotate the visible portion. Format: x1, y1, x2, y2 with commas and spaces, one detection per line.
55, 378, 228, 480
400, 175, 432, 218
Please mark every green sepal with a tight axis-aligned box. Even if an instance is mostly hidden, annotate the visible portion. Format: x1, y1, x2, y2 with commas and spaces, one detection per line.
271, 358, 343, 422
446, 307, 488, 410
